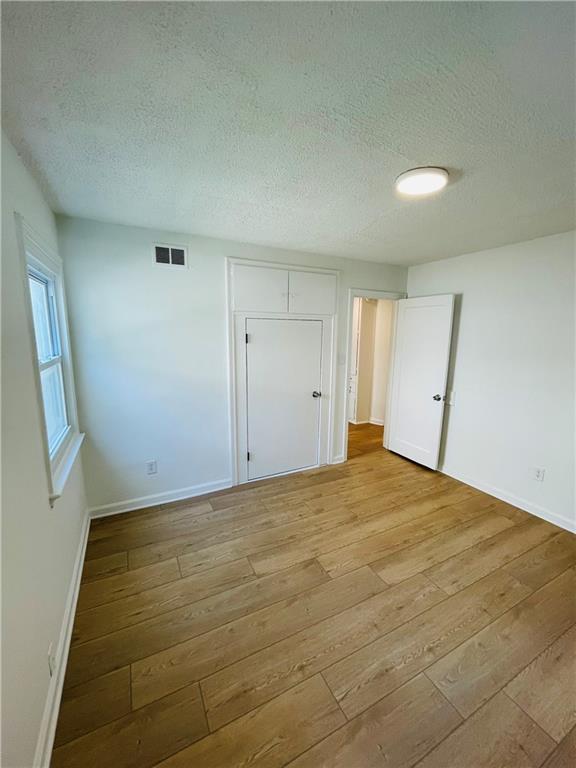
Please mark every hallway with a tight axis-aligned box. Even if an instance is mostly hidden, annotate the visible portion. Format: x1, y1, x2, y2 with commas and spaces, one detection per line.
347, 422, 385, 459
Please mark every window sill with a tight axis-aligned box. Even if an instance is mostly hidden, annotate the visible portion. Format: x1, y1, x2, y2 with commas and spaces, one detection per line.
50, 432, 85, 505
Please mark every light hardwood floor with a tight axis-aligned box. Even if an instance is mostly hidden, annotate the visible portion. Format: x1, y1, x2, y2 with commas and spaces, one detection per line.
52, 426, 576, 768
347, 422, 385, 458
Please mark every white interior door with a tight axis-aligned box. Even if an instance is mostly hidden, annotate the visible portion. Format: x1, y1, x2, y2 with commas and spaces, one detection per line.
246, 318, 322, 480
388, 295, 454, 469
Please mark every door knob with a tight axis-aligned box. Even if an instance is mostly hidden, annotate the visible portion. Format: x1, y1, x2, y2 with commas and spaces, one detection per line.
432, 394, 442, 401
312, 391, 322, 398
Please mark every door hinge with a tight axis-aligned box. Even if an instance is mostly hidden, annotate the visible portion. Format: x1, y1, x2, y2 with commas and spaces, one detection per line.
247, 451, 251, 461
245, 333, 249, 343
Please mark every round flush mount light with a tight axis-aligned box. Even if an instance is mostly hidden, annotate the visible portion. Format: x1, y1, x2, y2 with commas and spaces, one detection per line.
395, 167, 449, 197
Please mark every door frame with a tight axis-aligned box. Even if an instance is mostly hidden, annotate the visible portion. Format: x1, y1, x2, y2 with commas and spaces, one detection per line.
342, 288, 406, 462
347, 297, 362, 424
231, 311, 335, 485
226, 257, 339, 487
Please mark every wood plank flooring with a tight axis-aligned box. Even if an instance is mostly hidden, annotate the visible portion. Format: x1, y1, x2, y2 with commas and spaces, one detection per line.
52, 425, 576, 768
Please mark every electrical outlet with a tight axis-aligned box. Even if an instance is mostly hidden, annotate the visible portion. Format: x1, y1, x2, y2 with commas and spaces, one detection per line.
530, 467, 546, 482
47, 643, 56, 677
146, 460, 158, 476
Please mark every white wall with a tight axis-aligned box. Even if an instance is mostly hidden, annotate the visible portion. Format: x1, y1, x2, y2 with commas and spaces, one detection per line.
1, 134, 87, 767
408, 231, 575, 532
58, 217, 407, 511
370, 300, 394, 425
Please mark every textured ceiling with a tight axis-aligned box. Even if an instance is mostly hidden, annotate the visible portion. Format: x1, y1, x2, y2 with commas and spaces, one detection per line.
2, 2, 575, 265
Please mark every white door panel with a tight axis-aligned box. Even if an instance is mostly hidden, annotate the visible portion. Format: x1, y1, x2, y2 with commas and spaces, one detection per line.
388, 295, 454, 469
232, 265, 288, 312
289, 271, 337, 315
246, 318, 322, 480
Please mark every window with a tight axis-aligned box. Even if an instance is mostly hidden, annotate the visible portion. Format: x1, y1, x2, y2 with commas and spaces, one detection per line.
18, 214, 83, 503
28, 268, 69, 455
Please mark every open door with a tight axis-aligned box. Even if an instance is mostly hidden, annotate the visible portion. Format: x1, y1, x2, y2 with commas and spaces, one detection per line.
347, 297, 361, 422
387, 295, 454, 469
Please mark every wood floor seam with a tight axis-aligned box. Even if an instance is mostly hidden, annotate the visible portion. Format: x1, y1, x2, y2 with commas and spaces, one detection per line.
416, 681, 558, 768
73, 556, 559, 665
319, 670, 349, 721
134, 566, 387, 709
123, 471, 459, 571
501, 622, 576, 743
70, 559, 258, 646
500, 688, 565, 745
127, 504, 357, 571
422, 531, 563, 596
197, 676, 210, 731
197, 571, 527, 729
75, 568, 184, 613
72, 534, 561, 693
68, 559, 328, 653
371, 511, 520, 583
53, 428, 574, 768
411, 692, 557, 768
252, 496, 502, 578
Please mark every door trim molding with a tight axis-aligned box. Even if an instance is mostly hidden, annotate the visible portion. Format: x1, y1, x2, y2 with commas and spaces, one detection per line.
342, 288, 405, 463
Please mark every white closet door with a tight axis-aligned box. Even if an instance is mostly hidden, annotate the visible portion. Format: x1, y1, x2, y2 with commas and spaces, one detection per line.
246, 318, 322, 479
289, 271, 337, 315
232, 264, 288, 312
388, 295, 454, 469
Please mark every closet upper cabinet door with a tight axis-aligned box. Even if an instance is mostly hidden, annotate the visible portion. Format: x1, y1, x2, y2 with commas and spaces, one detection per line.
289, 271, 337, 315
232, 265, 288, 312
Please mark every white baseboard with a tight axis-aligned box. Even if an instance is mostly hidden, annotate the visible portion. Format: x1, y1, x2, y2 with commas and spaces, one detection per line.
369, 418, 385, 426
441, 465, 576, 534
88, 477, 233, 519
331, 454, 346, 464
33, 511, 90, 767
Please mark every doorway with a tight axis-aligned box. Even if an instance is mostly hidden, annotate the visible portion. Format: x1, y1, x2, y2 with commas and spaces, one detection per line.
347, 297, 396, 458
344, 291, 455, 470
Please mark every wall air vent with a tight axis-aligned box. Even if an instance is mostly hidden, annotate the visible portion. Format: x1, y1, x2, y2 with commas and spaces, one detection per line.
154, 244, 187, 268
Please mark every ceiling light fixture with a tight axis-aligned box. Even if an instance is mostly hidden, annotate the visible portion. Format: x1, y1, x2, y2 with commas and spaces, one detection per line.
395, 167, 449, 197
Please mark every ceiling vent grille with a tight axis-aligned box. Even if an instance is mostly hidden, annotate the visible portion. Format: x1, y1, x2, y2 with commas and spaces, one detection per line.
154, 244, 187, 268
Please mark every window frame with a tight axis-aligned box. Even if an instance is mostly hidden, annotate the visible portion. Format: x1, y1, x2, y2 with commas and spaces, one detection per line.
16, 214, 84, 504
28, 264, 71, 457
